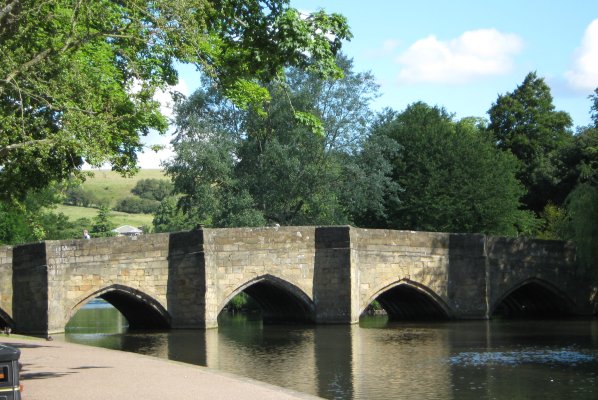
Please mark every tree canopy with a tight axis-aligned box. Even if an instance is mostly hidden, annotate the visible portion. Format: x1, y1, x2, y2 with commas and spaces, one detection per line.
0, 0, 351, 203
157, 55, 381, 230
487, 72, 574, 213
361, 103, 527, 235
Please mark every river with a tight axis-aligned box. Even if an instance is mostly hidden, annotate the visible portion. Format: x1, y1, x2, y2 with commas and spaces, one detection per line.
59, 300, 598, 400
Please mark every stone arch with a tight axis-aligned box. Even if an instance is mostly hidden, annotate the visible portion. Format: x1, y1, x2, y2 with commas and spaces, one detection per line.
361, 279, 452, 320
491, 278, 578, 318
68, 284, 171, 329
0, 307, 14, 329
218, 274, 315, 324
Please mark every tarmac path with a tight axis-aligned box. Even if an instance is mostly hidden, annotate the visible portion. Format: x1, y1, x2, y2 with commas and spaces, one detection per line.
1, 335, 322, 400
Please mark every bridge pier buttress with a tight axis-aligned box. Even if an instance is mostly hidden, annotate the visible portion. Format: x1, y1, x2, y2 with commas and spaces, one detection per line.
12, 242, 50, 334
167, 231, 213, 329
313, 226, 360, 324
446, 234, 489, 319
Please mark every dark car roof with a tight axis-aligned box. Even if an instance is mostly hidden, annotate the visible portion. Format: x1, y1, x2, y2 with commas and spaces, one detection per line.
0, 344, 20, 361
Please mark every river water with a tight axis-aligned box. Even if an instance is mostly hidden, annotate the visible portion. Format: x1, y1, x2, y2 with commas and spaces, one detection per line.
60, 301, 598, 400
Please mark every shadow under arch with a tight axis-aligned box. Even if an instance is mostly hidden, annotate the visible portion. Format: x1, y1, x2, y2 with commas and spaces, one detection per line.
218, 274, 315, 324
491, 277, 578, 318
362, 279, 452, 320
0, 307, 14, 329
69, 284, 171, 330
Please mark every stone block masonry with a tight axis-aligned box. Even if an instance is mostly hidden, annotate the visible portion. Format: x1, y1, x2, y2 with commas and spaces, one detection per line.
0, 226, 594, 335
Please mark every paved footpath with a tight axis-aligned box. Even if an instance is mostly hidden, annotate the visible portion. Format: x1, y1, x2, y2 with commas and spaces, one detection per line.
1, 336, 322, 400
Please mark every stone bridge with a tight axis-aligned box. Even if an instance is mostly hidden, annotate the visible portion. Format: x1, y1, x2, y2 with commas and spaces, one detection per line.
0, 226, 594, 335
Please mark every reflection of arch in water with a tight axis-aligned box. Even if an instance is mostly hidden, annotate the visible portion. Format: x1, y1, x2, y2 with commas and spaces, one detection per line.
0, 307, 14, 329
491, 278, 576, 318
219, 274, 315, 324
362, 280, 452, 320
69, 284, 171, 329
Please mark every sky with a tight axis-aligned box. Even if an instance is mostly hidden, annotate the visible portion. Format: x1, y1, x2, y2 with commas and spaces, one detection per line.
137, 0, 598, 169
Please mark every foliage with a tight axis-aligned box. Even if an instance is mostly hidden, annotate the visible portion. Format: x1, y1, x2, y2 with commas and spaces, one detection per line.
364, 102, 527, 235
0, 0, 351, 204
64, 186, 101, 208
563, 89, 598, 280
344, 116, 401, 227
487, 72, 574, 213
0, 186, 90, 244
153, 196, 198, 233
567, 184, 598, 279
131, 179, 174, 202
91, 205, 115, 237
536, 203, 571, 240
114, 197, 160, 214
162, 55, 380, 228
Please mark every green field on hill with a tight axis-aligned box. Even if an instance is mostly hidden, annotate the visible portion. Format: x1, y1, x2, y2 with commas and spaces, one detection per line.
54, 205, 154, 228
55, 169, 167, 231
80, 169, 167, 207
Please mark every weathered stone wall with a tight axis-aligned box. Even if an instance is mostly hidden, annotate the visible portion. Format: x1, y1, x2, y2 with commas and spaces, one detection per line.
4, 226, 594, 334
203, 226, 317, 327
445, 233, 487, 318
486, 237, 593, 314
351, 228, 453, 319
0, 245, 13, 324
44, 234, 172, 333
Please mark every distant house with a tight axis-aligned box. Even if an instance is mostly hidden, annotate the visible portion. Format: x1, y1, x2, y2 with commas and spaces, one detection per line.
112, 225, 143, 237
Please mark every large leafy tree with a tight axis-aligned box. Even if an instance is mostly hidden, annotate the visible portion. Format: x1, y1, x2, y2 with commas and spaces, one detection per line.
363, 102, 527, 235
159, 56, 381, 228
565, 89, 598, 280
0, 0, 351, 204
487, 72, 574, 213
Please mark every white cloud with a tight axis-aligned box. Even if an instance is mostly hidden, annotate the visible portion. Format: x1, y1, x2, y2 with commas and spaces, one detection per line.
135, 78, 190, 169
153, 79, 189, 121
565, 19, 598, 92
396, 29, 523, 84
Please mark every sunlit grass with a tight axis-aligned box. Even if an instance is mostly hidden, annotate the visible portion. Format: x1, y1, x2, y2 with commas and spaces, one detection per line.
54, 205, 154, 228
80, 169, 166, 207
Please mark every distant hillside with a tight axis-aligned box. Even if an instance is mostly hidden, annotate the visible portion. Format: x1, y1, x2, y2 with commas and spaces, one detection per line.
80, 169, 167, 208
54, 205, 155, 228
55, 169, 168, 231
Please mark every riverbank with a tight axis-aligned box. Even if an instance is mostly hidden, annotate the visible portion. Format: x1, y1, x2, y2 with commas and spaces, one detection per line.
0, 335, 322, 400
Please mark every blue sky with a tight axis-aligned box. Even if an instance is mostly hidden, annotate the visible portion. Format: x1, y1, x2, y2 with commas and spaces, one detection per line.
292, 0, 598, 125
138, 0, 598, 168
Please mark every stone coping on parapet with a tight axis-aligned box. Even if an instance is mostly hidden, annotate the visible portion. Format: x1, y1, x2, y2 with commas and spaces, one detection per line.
0, 335, 323, 400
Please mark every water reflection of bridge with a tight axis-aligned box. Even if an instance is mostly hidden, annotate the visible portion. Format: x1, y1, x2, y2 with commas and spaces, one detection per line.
71, 318, 598, 400
0, 226, 594, 334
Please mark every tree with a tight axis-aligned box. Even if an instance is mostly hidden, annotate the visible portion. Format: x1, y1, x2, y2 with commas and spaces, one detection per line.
153, 196, 197, 233
131, 179, 174, 202
564, 89, 598, 280
114, 197, 160, 214
364, 102, 528, 235
0, 0, 351, 204
163, 55, 380, 227
91, 205, 115, 237
0, 184, 86, 244
487, 72, 574, 213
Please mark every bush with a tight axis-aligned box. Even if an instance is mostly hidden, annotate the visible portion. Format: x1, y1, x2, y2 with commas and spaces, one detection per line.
131, 179, 173, 201
114, 197, 160, 214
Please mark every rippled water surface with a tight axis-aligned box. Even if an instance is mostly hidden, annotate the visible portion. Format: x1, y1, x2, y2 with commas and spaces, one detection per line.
62, 304, 598, 400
